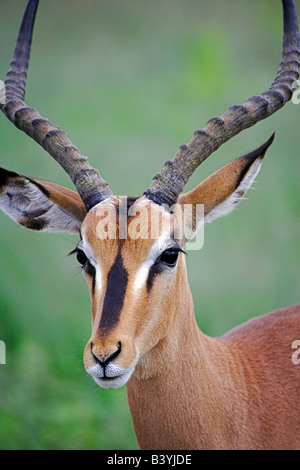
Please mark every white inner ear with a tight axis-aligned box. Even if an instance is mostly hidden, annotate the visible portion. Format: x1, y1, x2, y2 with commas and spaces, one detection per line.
204, 159, 262, 224
0, 178, 82, 233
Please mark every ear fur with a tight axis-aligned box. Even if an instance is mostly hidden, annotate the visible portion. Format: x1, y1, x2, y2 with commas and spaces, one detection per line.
0, 168, 86, 233
177, 134, 274, 239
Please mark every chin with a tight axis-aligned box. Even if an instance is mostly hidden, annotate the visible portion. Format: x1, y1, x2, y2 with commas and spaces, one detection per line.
92, 368, 135, 390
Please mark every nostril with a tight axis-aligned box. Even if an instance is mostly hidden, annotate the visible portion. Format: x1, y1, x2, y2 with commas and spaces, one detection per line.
91, 341, 121, 367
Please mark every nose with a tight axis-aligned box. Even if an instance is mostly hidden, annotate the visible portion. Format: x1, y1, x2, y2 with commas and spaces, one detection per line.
91, 340, 121, 368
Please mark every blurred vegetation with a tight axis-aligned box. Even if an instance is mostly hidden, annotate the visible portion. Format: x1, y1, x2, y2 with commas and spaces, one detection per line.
0, 0, 299, 450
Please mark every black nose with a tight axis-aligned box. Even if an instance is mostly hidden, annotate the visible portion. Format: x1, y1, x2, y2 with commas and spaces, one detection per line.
91, 341, 121, 368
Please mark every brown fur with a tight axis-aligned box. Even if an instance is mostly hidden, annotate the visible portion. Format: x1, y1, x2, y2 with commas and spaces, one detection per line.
80, 196, 300, 450
127, 282, 300, 449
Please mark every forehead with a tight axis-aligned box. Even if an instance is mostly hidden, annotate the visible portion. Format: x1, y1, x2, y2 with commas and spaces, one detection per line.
80, 196, 175, 265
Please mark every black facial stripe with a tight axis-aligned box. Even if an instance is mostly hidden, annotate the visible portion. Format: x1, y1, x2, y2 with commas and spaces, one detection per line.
146, 246, 183, 292
99, 247, 128, 333
91, 269, 96, 296
147, 264, 162, 292
82, 262, 96, 295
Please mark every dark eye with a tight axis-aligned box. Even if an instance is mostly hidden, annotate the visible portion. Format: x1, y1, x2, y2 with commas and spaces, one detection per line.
76, 249, 88, 266
159, 249, 180, 267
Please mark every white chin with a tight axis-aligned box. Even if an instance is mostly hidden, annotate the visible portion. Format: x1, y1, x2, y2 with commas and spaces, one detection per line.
92, 368, 134, 390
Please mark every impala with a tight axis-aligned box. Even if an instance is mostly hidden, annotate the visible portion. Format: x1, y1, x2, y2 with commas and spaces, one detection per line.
0, 0, 300, 450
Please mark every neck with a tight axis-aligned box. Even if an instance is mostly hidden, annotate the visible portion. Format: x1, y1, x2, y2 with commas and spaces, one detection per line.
126, 273, 246, 450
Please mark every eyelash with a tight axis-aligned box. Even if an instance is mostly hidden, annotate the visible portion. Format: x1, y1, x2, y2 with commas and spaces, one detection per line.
68, 248, 86, 264
69, 248, 95, 276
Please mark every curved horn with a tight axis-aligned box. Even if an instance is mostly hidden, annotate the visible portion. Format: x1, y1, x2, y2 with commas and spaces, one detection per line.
0, 0, 114, 211
144, 0, 300, 207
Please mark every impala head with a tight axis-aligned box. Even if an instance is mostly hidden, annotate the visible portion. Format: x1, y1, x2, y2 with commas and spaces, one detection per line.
81, 196, 184, 388
0, 0, 299, 389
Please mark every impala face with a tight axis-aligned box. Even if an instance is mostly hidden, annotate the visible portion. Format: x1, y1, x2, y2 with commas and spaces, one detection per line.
80, 197, 187, 389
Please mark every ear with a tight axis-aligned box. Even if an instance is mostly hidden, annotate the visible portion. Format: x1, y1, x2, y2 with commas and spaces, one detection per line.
0, 168, 87, 233
177, 134, 274, 238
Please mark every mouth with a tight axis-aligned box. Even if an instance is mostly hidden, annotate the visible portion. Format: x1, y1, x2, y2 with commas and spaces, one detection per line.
86, 363, 135, 390
92, 369, 135, 389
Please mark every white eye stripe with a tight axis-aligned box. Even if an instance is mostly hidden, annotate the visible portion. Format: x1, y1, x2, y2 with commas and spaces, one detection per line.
78, 239, 96, 266
133, 235, 176, 294
79, 236, 104, 294
95, 264, 103, 293
134, 263, 151, 294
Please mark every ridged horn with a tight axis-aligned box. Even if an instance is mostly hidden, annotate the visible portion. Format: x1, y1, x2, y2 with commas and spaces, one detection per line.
144, 0, 300, 207
0, 0, 114, 211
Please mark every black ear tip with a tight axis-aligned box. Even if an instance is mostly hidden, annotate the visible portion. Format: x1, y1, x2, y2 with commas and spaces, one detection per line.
260, 132, 276, 157
268, 132, 276, 145
239, 133, 276, 171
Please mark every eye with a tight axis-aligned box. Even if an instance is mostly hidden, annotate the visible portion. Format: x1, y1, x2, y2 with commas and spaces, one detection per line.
76, 249, 88, 266
158, 249, 180, 267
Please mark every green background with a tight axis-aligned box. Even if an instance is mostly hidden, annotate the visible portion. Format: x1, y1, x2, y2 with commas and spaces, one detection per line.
0, 0, 299, 449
